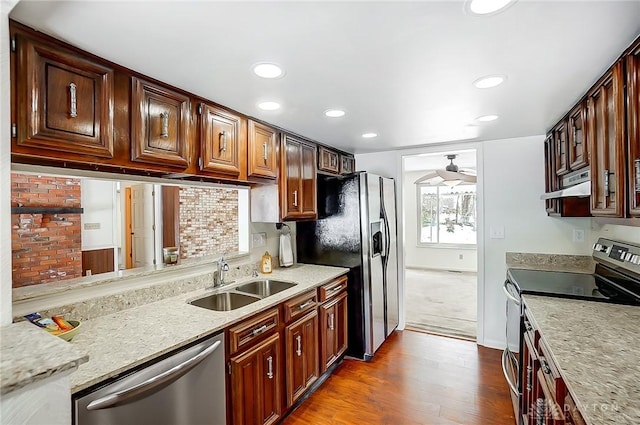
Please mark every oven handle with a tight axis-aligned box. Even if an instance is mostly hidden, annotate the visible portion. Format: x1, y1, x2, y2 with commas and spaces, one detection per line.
501, 349, 519, 395
503, 280, 521, 306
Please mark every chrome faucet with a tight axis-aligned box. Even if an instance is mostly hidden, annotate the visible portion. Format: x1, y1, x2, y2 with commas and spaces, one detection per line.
214, 256, 229, 287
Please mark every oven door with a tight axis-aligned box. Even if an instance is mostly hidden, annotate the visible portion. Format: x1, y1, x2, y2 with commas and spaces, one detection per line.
502, 279, 521, 420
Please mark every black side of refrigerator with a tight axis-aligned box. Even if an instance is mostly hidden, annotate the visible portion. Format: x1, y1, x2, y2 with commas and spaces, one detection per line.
296, 173, 366, 359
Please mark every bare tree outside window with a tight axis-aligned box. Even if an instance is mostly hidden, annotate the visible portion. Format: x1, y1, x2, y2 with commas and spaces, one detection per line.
418, 184, 477, 245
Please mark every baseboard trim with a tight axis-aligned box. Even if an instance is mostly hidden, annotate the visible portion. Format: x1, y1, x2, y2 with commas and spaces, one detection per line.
405, 265, 478, 273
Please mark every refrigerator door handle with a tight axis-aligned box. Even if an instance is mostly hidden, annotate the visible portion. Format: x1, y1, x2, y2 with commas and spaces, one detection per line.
380, 218, 387, 258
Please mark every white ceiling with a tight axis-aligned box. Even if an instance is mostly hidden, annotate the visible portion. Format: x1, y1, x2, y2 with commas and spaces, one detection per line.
9, 1, 640, 154
404, 149, 477, 172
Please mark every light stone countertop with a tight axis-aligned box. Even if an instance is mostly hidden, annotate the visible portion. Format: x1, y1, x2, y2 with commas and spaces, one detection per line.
522, 295, 640, 425
506, 252, 595, 273
1, 321, 89, 395
67, 263, 348, 394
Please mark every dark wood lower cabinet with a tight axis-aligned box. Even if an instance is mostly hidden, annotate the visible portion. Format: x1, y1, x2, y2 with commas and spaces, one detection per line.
318, 291, 348, 373
285, 310, 319, 407
229, 332, 282, 425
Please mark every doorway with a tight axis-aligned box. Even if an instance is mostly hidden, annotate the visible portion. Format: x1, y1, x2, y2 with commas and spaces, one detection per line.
402, 149, 478, 340
124, 184, 157, 269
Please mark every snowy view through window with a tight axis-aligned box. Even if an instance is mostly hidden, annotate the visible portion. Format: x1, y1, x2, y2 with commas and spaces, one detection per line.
419, 184, 477, 245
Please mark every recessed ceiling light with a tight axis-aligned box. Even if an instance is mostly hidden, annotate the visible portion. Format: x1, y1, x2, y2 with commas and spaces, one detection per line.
257, 101, 281, 111
467, 0, 515, 15
252, 63, 284, 79
476, 114, 499, 122
473, 75, 507, 89
325, 109, 346, 118
362, 133, 378, 138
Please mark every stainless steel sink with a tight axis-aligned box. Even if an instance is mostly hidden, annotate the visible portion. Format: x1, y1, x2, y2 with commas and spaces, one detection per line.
189, 292, 261, 311
235, 280, 297, 297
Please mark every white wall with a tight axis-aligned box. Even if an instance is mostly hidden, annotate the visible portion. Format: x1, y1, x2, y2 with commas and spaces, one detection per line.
403, 169, 477, 272
81, 179, 117, 250
250, 221, 296, 266
356, 135, 640, 349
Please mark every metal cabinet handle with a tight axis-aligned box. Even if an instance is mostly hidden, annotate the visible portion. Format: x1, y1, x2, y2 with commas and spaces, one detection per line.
220, 131, 227, 152
535, 398, 546, 425
266, 356, 274, 379
87, 340, 221, 411
604, 169, 610, 198
502, 280, 521, 306
540, 359, 552, 375
160, 112, 169, 138
293, 190, 298, 207
263, 142, 268, 162
329, 285, 343, 293
296, 335, 302, 357
252, 324, 268, 336
572, 125, 578, 146
634, 159, 640, 193
298, 300, 314, 310
526, 365, 533, 392
501, 349, 518, 396
329, 313, 335, 331
69, 83, 77, 118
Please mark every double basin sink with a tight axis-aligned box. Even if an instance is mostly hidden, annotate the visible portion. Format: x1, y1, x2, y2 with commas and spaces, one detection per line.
189, 279, 297, 311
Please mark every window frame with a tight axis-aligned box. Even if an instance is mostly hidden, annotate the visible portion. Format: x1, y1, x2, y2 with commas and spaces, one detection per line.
415, 183, 477, 249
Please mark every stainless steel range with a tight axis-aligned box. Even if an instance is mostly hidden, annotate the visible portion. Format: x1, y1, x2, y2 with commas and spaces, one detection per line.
501, 238, 640, 424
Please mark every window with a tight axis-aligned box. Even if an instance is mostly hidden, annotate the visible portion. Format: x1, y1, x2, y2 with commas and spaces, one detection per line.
417, 184, 477, 245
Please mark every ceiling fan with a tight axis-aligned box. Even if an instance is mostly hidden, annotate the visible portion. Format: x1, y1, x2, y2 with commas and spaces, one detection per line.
414, 154, 477, 187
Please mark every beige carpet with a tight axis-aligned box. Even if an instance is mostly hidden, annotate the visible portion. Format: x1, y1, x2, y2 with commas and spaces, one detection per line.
404, 268, 477, 339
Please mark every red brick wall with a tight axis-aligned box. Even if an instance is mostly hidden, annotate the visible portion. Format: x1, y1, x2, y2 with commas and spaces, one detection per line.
11, 173, 83, 287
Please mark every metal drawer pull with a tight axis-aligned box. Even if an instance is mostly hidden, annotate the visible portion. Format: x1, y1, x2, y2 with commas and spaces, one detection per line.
266, 356, 274, 379
69, 83, 77, 118
604, 169, 610, 198
220, 131, 227, 152
540, 359, 552, 375
293, 190, 298, 207
298, 300, 314, 310
252, 324, 268, 336
263, 142, 268, 161
296, 335, 302, 356
501, 349, 518, 395
329, 285, 343, 293
87, 340, 221, 411
160, 112, 169, 138
329, 313, 335, 331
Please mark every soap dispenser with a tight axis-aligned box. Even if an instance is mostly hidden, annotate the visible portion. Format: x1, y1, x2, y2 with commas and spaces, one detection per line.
261, 251, 273, 274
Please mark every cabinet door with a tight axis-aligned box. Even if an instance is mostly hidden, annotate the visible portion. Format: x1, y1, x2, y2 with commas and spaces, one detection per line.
318, 146, 339, 174
230, 333, 282, 425
587, 62, 626, 217
131, 77, 190, 168
281, 135, 317, 220
14, 34, 114, 158
567, 102, 588, 170
543, 135, 560, 215
627, 40, 640, 217
340, 155, 355, 175
553, 120, 569, 176
521, 333, 539, 425
319, 291, 348, 373
200, 104, 246, 177
248, 120, 278, 179
285, 310, 319, 407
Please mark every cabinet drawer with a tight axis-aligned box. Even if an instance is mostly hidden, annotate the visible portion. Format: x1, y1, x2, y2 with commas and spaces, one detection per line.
538, 339, 565, 402
228, 307, 280, 355
564, 393, 587, 425
284, 290, 317, 323
318, 276, 348, 302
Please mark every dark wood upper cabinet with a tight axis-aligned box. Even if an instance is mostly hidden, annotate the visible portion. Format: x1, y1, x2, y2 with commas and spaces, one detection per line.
587, 61, 626, 217
543, 135, 560, 216
131, 77, 190, 168
340, 154, 356, 175
199, 103, 246, 177
627, 39, 640, 218
567, 102, 588, 170
281, 134, 317, 220
248, 120, 278, 179
13, 33, 114, 158
318, 146, 340, 174
553, 120, 569, 176
285, 310, 319, 408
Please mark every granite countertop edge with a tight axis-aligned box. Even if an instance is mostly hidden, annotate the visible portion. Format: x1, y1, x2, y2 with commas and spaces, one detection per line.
522, 295, 640, 425
66, 264, 349, 394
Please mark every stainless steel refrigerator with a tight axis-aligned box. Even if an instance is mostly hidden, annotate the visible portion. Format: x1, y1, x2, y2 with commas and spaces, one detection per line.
297, 172, 399, 360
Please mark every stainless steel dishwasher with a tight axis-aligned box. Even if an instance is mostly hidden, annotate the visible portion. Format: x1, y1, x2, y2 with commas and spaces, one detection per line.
74, 332, 225, 425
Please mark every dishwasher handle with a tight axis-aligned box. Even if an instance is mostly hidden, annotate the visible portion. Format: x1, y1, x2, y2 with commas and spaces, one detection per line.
86, 339, 221, 411
503, 280, 521, 306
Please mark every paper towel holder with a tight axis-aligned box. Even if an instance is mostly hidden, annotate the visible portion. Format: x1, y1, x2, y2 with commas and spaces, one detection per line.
275, 222, 291, 234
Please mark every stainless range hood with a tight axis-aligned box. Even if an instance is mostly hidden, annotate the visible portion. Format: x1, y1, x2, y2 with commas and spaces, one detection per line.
540, 168, 591, 200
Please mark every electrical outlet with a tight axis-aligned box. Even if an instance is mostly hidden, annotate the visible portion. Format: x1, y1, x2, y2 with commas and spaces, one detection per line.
252, 232, 267, 248
84, 222, 101, 230
573, 229, 585, 243
490, 226, 505, 239
459, 254, 463, 260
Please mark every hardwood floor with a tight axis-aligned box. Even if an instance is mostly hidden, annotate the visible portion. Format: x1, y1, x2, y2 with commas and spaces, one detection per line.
282, 330, 515, 425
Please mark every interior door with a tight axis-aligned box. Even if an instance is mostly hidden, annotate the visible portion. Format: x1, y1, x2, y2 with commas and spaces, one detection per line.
131, 184, 156, 268
381, 177, 399, 336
